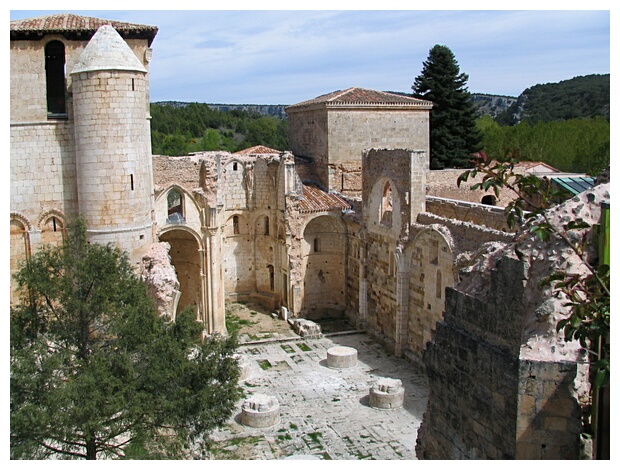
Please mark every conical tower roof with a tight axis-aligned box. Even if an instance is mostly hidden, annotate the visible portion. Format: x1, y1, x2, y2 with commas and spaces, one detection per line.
71, 24, 147, 74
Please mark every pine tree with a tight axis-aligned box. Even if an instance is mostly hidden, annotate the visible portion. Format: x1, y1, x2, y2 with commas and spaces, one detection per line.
413, 45, 482, 169
10, 219, 242, 459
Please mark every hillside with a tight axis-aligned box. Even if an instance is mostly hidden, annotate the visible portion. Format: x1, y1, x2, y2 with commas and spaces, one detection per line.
470, 93, 517, 118
495, 74, 610, 125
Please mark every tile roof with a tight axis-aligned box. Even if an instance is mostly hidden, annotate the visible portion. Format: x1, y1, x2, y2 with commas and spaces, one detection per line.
10, 13, 158, 45
286, 87, 432, 110
298, 184, 351, 213
233, 145, 281, 156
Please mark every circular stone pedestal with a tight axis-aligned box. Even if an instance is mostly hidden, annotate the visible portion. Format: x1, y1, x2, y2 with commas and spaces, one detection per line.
241, 393, 280, 428
326, 346, 357, 368
369, 377, 405, 409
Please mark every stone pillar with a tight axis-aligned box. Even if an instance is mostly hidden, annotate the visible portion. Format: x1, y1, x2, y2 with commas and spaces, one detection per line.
409, 150, 428, 222
394, 247, 409, 358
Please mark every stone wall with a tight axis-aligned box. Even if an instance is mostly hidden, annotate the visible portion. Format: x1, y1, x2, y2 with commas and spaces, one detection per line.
405, 227, 455, 363
10, 121, 78, 227
425, 196, 513, 232
288, 106, 429, 195
416, 184, 609, 459
426, 169, 521, 208
10, 37, 150, 123
153, 154, 208, 192
287, 108, 329, 188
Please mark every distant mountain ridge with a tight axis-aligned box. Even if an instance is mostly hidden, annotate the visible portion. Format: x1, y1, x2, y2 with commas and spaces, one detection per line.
154, 101, 288, 119
154, 74, 610, 124
495, 74, 610, 125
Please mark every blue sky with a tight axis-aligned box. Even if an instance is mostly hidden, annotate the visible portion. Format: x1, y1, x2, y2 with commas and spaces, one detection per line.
8, 2, 612, 105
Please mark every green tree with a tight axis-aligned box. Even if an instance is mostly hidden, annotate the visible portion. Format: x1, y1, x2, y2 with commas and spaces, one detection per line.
413, 44, 482, 169
10, 219, 242, 459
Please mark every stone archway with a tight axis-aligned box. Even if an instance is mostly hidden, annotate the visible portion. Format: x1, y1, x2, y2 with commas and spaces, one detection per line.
301, 214, 346, 319
159, 228, 203, 318
10, 218, 30, 304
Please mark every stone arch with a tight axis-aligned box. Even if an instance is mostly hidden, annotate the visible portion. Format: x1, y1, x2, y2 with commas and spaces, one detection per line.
155, 185, 202, 230
405, 227, 455, 361
158, 226, 204, 320
10, 214, 32, 304
224, 212, 249, 237
254, 213, 270, 237
300, 213, 347, 319
38, 209, 66, 248
167, 187, 184, 223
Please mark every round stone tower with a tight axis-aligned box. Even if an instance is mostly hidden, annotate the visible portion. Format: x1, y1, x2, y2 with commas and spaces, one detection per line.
70, 25, 154, 263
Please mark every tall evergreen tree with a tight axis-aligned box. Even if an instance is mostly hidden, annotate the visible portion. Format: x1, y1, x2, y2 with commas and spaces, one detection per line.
413, 45, 482, 169
10, 219, 242, 459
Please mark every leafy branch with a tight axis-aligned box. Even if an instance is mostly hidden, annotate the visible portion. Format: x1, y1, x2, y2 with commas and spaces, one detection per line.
459, 151, 610, 388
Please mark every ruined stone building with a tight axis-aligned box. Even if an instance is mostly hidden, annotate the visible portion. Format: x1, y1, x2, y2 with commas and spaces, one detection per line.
10, 13, 605, 459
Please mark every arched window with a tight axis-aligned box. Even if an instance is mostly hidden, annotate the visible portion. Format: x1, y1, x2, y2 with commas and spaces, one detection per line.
313, 237, 320, 253
380, 181, 393, 226
481, 195, 496, 206
45, 41, 66, 116
166, 189, 184, 223
233, 215, 240, 235
41, 216, 65, 247
233, 162, 238, 171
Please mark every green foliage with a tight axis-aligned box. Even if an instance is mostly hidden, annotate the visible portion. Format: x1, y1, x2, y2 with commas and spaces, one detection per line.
476, 116, 610, 175
412, 44, 482, 169
150, 102, 289, 155
10, 219, 242, 459
496, 74, 610, 125
459, 155, 610, 390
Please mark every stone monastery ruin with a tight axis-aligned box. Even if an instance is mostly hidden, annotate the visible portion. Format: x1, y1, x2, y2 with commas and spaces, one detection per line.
10, 13, 609, 459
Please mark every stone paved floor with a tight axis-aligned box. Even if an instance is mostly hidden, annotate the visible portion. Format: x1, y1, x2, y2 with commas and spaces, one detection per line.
207, 333, 428, 460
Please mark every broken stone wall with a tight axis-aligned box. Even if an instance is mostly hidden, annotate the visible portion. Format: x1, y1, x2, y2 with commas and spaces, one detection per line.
426, 196, 513, 232
153, 154, 209, 193
405, 227, 456, 364
426, 169, 516, 207
416, 184, 609, 459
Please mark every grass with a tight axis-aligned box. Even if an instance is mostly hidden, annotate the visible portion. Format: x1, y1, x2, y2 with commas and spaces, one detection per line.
258, 359, 272, 370
298, 342, 312, 352
281, 344, 295, 354
206, 435, 263, 460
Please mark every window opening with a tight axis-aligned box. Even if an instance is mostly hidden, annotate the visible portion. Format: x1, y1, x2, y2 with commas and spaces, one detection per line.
131, 78, 135, 91
380, 181, 393, 226
481, 195, 496, 206
436, 270, 443, 299
130, 174, 135, 191
45, 41, 66, 116
233, 162, 238, 171
166, 188, 185, 224
264, 216, 270, 236
313, 237, 320, 253
233, 216, 240, 235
